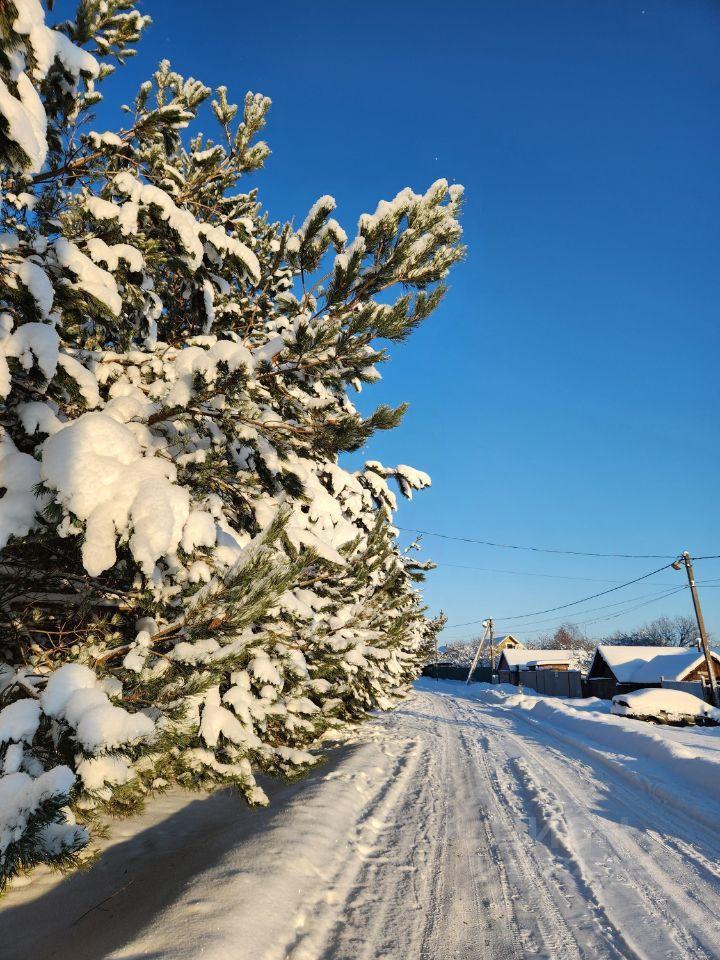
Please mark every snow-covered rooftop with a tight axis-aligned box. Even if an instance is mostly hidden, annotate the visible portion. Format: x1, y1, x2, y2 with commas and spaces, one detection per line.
499, 648, 583, 669
495, 635, 521, 647
596, 645, 718, 683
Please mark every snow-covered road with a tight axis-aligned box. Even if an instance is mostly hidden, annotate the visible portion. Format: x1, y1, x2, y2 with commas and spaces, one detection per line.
3, 680, 720, 959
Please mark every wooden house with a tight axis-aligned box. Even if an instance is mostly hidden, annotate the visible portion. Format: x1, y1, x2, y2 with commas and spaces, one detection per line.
497, 648, 584, 685
586, 645, 720, 700
494, 634, 523, 654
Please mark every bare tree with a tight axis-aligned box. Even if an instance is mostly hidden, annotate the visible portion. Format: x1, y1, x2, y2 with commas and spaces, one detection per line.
538, 622, 595, 653
604, 615, 701, 647
432, 640, 476, 665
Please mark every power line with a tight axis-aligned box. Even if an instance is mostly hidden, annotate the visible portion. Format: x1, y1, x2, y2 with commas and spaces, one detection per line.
433, 561, 682, 586
444, 585, 691, 641
399, 526, 720, 561
443, 578, 719, 641
445, 561, 675, 628
498, 588, 685, 636
435, 563, 631, 583
573, 586, 689, 630
496, 585, 682, 628
502, 586, 688, 637
444, 585, 685, 638
521, 586, 687, 636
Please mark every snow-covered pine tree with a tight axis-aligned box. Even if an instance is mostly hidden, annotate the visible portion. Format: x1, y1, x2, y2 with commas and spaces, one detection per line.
0, 0, 463, 888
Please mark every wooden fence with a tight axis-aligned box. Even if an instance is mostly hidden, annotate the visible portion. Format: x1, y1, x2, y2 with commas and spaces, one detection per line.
518, 669, 584, 698
422, 664, 493, 683
660, 679, 713, 703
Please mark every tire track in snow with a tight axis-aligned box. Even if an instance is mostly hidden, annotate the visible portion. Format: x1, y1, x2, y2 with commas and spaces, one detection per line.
415, 693, 519, 960
328, 745, 438, 960
459, 704, 648, 960
553, 752, 720, 960
471, 694, 720, 959
298, 691, 527, 960
508, 715, 720, 959
410, 691, 586, 958
503, 753, 640, 960
531, 746, 720, 960
456, 721, 587, 960
438, 728, 530, 958
319, 692, 514, 960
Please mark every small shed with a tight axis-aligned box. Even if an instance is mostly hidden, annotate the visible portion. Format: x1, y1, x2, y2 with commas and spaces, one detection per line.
586, 645, 720, 700
497, 648, 584, 686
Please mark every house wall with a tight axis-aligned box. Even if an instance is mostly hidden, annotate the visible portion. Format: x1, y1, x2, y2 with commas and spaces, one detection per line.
618, 681, 661, 693
684, 659, 720, 683
499, 638, 521, 650
578, 648, 720, 701
588, 680, 663, 698
587, 652, 615, 681
498, 654, 575, 674
496, 655, 511, 675
585, 677, 617, 700
586, 654, 617, 698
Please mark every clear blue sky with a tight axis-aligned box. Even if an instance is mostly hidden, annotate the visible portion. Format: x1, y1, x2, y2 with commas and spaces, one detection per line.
95, 0, 720, 642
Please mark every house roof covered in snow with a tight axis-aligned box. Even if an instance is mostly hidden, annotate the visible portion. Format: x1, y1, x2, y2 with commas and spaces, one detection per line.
595, 645, 719, 683
498, 648, 583, 669
495, 635, 523, 649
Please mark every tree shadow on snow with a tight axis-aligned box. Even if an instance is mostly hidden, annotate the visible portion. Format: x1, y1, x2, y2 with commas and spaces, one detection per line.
0, 739, 365, 960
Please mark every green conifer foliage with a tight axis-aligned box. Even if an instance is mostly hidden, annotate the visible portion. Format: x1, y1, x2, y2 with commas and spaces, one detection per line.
0, 0, 462, 889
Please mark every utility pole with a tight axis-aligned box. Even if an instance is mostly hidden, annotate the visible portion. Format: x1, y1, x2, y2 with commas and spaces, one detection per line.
674, 552, 719, 707
466, 621, 489, 685
489, 617, 495, 675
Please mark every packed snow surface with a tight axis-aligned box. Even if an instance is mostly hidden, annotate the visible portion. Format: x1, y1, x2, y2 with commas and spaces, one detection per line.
3, 680, 720, 960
